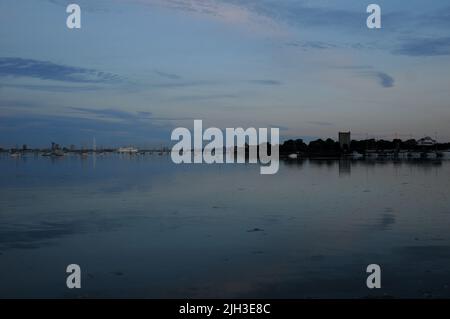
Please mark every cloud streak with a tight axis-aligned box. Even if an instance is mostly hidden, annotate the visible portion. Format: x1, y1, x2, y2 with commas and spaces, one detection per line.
369, 71, 395, 88
334, 65, 395, 88
306, 121, 334, 127
248, 79, 282, 86
154, 70, 182, 80
394, 37, 450, 57
133, 0, 283, 34
146, 0, 363, 29
68, 107, 193, 122
69, 107, 153, 121
0, 58, 123, 84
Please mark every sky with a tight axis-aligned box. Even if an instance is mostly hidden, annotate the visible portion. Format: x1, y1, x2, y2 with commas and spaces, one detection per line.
1, 0, 450, 148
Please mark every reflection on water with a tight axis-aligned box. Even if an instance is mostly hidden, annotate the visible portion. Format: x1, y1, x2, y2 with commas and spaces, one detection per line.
1, 154, 450, 298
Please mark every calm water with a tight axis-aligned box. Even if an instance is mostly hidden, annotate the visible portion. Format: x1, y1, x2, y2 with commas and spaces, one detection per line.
1, 154, 450, 298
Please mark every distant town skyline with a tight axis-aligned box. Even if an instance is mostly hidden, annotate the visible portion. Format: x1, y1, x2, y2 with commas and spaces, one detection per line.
1, 0, 450, 148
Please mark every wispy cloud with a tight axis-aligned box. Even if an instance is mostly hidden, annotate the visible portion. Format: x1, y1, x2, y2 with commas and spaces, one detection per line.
0, 58, 123, 84
418, 6, 450, 28
241, 0, 363, 28
368, 71, 395, 88
334, 65, 395, 89
248, 79, 282, 86
0, 99, 42, 109
154, 69, 182, 80
152, 0, 362, 28
133, 0, 283, 35
70, 107, 146, 120
333, 65, 374, 70
68, 107, 193, 122
168, 93, 238, 102
0, 83, 115, 92
306, 121, 334, 127
69, 107, 160, 121
394, 37, 450, 57
285, 40, 376, 52
286, 40, 337, 50
146, 80, 220, 89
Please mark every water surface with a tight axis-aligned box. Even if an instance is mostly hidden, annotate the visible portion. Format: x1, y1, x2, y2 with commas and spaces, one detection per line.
1, 154, 450, 298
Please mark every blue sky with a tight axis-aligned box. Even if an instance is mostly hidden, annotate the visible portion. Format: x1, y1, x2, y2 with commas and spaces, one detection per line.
1, 0, 450, 147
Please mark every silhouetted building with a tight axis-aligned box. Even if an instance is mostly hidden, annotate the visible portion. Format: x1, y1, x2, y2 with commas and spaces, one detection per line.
339, 132, 351, 151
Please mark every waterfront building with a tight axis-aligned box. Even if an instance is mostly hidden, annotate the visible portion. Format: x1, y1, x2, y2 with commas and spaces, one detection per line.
339, 132, 351, 151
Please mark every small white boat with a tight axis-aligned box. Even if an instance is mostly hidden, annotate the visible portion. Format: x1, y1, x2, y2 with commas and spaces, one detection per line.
42, 150, 64, 157
351, 151, 364, 159
117, 147, 139, 154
